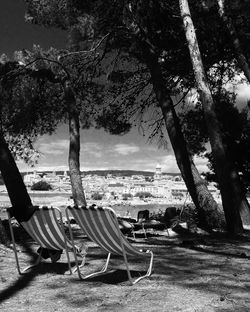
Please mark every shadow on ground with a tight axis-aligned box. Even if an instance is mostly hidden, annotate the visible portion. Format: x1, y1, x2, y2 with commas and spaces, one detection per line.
0, 225, 250, 311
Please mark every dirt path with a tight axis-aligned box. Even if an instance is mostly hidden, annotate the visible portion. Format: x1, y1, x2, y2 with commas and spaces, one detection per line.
0, 232, 250, 312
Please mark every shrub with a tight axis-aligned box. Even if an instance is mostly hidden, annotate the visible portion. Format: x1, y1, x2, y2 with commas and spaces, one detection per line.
122, 193, 133, 200
91, 192, 103, 200
31, 181, 52, 191
135, 192, 153, 199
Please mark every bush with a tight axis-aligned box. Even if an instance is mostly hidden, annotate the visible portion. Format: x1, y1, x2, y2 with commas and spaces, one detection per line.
122, 193, 133, 200
31, 181, 52, 191
91, 192, 103, 200
135, 192, 153, 199
181, 204, 226, 231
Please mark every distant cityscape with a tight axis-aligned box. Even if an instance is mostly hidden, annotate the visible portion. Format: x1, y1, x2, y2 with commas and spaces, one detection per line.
22, 164, 221, 204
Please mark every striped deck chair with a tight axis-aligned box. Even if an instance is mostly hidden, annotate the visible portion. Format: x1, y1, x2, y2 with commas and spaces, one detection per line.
7, 206, 85, 275
66, 205, 154, 285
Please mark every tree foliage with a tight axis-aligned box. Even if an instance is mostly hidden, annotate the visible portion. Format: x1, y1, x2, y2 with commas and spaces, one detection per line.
22, 1, 250, 143
0, 58, 65, 166
20, 0, 250, 231
180, 89, 250, 193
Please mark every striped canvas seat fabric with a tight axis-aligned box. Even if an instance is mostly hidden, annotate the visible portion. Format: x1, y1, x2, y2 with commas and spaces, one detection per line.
67, 206, 150, 258
7, 206, 85, 276
66, 205, 153, 284
21, 206, 72, 250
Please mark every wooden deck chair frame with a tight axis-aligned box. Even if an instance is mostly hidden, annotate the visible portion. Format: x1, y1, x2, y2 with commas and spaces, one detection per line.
7, 206, 85, 275
66, 205, 154, 285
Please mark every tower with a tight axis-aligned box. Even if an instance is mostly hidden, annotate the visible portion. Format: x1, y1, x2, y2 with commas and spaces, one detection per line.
154, 163, 162, 181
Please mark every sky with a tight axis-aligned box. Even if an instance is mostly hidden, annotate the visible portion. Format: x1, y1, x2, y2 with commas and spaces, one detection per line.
1, 0, 250, 174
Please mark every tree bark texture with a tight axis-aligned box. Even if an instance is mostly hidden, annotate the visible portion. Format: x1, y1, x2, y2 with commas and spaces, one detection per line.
65, 28, 87, 207
64, 82, 86, 207
0, 133, 34, 223
217, 0, 250, 83
179, 0, 244, 233
140, 43, 222, 230
0, 218, 10, 245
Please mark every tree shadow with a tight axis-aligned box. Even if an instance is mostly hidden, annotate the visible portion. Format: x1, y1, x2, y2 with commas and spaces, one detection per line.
182, 244, 250, 259
0, 238, 38, 303
153, 239, 250, 303
1, 217, 250, 308
72, 269, 146, 285
0, 221, 73, 304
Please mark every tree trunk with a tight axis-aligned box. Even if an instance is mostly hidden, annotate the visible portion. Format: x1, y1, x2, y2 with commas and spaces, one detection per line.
0, 133, 34, 223
64, 81, 86, 206
140, 43, 222, 230
63, 28, 87, 207
0, 218, 9, 245
216, 0, 250, 225
217, 0, 250, 83
179, 0, 244, 233
0, 133, 34, 245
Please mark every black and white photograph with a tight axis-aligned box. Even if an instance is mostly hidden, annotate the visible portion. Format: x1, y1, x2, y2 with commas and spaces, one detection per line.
0, 1, 250, 311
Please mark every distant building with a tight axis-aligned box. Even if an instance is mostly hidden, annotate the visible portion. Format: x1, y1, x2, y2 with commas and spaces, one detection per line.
23, 171, 42, 186
154, 164, 162, 181
107, 183, 126, 197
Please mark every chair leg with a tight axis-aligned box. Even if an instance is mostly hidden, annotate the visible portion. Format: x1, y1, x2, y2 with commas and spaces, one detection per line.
15, 245, 43, 274
142, 223, 147, 239
65, 208, 88, 276
21, 249, 43, 273
122, 250, 133, 285
8, 215, 43, 274
72, 249, 87, 274
77, 253, 111, 280
132, 250, 154, 285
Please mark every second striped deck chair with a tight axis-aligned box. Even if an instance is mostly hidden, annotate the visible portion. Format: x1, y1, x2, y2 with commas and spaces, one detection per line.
66, 205, 154, 285
7, 206, 86, 275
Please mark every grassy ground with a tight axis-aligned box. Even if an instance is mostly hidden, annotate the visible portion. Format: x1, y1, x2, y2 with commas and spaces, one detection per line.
0, 221, 250, 312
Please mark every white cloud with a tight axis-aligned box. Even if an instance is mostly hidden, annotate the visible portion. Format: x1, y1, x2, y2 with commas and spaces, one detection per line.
37, 139, 68, 155
112, 144, 140, 155
151, 155, 209, 174
235, 83, 250, 109
236, 83, 250, 97
82, 142, 103, 158
17, 163, 69, 172
193, 155, 209, 173
34, 165, 69, 172
159, 155, 179, 173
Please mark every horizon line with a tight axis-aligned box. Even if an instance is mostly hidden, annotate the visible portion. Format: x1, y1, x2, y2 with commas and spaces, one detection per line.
19, 168, 181, 175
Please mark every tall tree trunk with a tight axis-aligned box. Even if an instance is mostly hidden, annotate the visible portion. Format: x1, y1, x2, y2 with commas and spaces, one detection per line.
140, 43, 222, 230
0, 133, 34, 244
0, 220, 9, 245
64, 28, 87, 207
0, 133, 33, 222
64, 81, 86, 206
217, 0, 250, 83
179, 0, 244, 233
217, 0, 250, 224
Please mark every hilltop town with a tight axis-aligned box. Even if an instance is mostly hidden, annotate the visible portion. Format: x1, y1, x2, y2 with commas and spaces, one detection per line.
22, 164, 221, 205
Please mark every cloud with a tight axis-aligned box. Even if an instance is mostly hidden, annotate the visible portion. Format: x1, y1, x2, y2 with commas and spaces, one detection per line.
151, 155, 209, 174
112, 144, 140, 155
81, 142, 103, 158
34, 165, 69, 172
17, 162, 69, 172
236, 83, 250, 97
37, 139, 68, 155
193, 155, 209, 172
235, 83, 250, 109
159, 155, 179, 173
